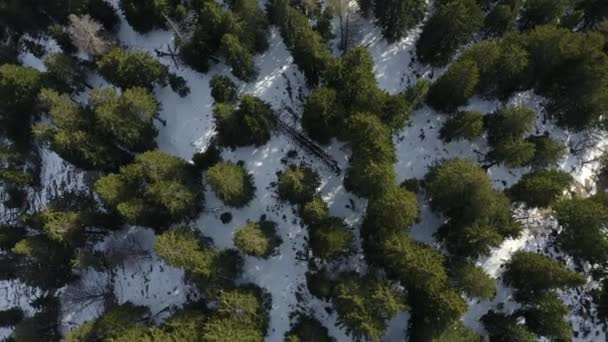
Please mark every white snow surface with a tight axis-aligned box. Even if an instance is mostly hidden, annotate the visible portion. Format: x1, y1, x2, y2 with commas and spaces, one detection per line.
1, 2, 606, 341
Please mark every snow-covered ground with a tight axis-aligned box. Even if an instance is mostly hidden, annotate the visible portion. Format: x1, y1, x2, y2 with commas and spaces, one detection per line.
1, 1, 607, 341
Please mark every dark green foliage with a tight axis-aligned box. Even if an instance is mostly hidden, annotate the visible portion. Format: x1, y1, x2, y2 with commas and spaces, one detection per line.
344, 113, 397, 197
119, 0, 183, 33
285, 315, 334, 342
554, 196, 608, 264
416, 0, 484, 66
373, 232, 467, 335
179, 0, 268, 81
95, 150, 202, 228
87, 0, 120, 31
301, 196, 329, 226
37, 87, 159, 170
202, 286, 271, 341
210, 75, 238, 103
430, 321, 482, 342
522, 292, 572, 340
0, 64, 43, 150
519, 0, 568, 30
277, 165, 320, 205
449, 262, 496, 299
268, 0, 335, 86
0, 225, 27, 251
332, 273, 406, 341
504, 251, 586, 301
192, 143, 222, 171
440, 111, 484, 142
213, 95, 277, 147
302, 87, 341, 144
12, 295, 61, 342
526, 135, 566, 169
427, 60, 480, 112
306, 270, 334, 299
43, 53, 87, 94
508, 170, 573, 208
207, 161, 255, 207
595, 278, 608, 322
364, 185, 418, 234
0, 308, 23, 327
484, 1, 521, 37
486, 105, 537, 167
426, 159, 521, 257
374, 0, 426, 42
97, 48, 168, 90
155, 227, 241, 286
64, 303, 149, 341
309, 217, 353, 260
481, 311, 537, 342
233, 220, 282, 258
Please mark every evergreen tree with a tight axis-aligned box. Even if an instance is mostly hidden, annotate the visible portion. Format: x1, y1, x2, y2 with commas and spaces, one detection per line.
332, 273, 406, 341
430, 321, 482, 342
0, 64, 43, 150
213, 95, 277, 147
484, 0, 521, 37
554, 196, 608, 264
43, 53, 87, 94
416, 0, 484, 66
486, 105, 536, 146
207, 161, 255, 207
119, 0, 184, 33
155, 227, 219, 280
449, 261, 496, 299
522, 291, 572, 340
0, 308, 24, 327
300, 196, 329, 226
508, 170, 573, 208
374, 0, 426, 42
285, 315, 335, 342
440, 111, 485, 142
97, 48, 168, 90
233, 220, 282, 258
202, 286, 271, 342
481, 311, 537, 342
11, 236, 75, 289
220, 34, 258, 82
64, 303, 149, 341
302, 87, 341, 144
364, 185, 418, 234
527, 135, 566, 169
427, 60, 480, 112
210, 75, 238, 104
504, 251, 586, 301
12, 295, 61, 342
519, 0, 568, 30
277, 165, 320, 205
95, 150, 201, 227
309, 217, 353, 260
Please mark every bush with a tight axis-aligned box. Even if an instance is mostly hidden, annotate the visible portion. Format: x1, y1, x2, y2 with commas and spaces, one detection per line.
449, 262, 496, 299
440, 111, 484, 142
300, 196, 329, 226
277, 165, 320, 205
508, 170, 573, 208
233, 220, 282, 258
309, 217, 353, 260
504, 251, 586, 301
207, 162, 255, 207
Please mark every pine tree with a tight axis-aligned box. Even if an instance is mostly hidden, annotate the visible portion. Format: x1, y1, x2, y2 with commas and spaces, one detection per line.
301, 196, 329, 226
332, 273, 406, 341
364, 185, 418, 234
427, 60, 480, 112
220, 34, 258, 81
155, 227, 218, 280
213, 95, 277, 147
508, 170, 573, 208
119, 0, 183, 33
207, 162, 255, 207
285, 316, 334, 342
374, 0, 426, 42
439, 111, 484, 142
302, 87, 341, 144
233, 220, 282, 258
210, 75, 238, 104
519, 0, 568, 30
481, 311, 537, 342
523, 291, 572, 340
43, 53, 87, 94
416, 0, 484, 66
449, 262, 496, 299
309, 217, 353, 260
277, 165, 320, 205
97, 48, 168, 90
527, 135, 566, 169
504, 251, 586, 301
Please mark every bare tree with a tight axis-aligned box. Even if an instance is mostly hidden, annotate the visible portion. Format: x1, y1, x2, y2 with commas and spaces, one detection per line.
67, 14, 111, 56
62, 278, 113, 314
